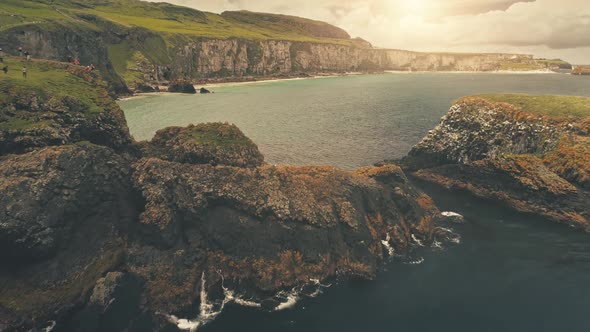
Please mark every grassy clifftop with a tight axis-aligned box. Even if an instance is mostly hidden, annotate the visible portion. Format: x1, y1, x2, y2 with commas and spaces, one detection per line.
0, 0, 354, 45
467, 94, 590, 119
0, 55, 131, 152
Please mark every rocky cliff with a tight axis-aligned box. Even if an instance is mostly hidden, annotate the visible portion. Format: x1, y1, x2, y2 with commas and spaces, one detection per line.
0, 58, 448, 331
0, 0, 571, 93
402, 95, 590, 231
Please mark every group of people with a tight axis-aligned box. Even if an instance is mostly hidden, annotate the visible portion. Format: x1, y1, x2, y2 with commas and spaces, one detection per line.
0, 45, 97, 79
0, 46, 29, 78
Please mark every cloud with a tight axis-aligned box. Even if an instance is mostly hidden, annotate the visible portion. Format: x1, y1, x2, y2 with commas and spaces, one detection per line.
144, 0, 590, 63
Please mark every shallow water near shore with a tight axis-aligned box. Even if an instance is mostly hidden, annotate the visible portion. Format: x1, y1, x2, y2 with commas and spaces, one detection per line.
119, 73, 590, 331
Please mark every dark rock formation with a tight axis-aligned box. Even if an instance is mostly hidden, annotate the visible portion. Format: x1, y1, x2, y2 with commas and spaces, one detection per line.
200, 87, 211, 94
0, 144, 135, 261
0, 143, 139, 331
143, 123, 265, 167
403, 96, 590, 231
129, 160, 439, 314
134, 83, 159, 93
168, 80, 196, 94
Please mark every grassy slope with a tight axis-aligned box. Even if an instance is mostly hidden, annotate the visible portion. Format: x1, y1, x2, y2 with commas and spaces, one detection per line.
0, 0, 359, 86
0, 56, 111, 129
0, 0, 354, 44
473, 94, 590, 119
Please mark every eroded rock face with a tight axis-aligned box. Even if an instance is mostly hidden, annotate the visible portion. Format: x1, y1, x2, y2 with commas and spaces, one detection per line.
404, 98, 565, 170
404, 97, 590, 230
130, 159, 438, 313
0, 144, 139, 330
144, 123, 265, 167
0, 144, 135, 261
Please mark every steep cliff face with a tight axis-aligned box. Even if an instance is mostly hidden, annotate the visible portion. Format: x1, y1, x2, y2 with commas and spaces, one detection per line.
0, 0, 571, 93
403, 95, 590, 231
166, 40, 555, 79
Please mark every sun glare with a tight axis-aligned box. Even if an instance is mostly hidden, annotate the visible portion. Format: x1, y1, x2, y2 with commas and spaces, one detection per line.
400, 0, 427, 15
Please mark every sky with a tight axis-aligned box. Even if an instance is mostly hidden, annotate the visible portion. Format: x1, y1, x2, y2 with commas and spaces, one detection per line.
148, 0, 590, 63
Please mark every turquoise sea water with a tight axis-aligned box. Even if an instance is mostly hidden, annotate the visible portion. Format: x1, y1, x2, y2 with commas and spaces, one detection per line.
119, 73, 590, 332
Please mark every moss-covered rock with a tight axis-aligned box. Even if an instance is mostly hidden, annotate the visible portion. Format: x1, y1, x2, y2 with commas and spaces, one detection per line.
0, 59, 132, 155
144, 123, 265, 167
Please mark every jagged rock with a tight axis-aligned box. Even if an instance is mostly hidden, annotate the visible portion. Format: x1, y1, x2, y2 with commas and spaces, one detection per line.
0, 144, 135, 261
167, 81, 196, 94
61, 272, 143, 332
404, 96, 590, 231
130, 160, 439, 312
0, 143, 139, 330
199, 87, 211, 94
403, 97, 565, 170
143, 123, 265, 167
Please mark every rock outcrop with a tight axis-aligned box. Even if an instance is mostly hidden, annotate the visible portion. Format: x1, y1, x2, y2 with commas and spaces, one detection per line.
167, 80, 197, 94
403, 95, 590, 231
0, 61, 443, 331
143, 123, 265, 167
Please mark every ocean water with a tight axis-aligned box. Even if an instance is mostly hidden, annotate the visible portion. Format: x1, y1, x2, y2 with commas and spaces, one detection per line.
119, 73, 590, 332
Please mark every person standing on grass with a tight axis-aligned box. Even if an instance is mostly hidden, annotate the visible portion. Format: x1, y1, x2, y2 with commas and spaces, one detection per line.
24, 51, 30, 61
2, 65, 7, 74
22, 65, 27, 79
18, 46, 22, 57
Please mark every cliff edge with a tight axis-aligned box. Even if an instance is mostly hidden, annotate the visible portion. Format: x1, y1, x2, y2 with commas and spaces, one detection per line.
403, 94, 590, 231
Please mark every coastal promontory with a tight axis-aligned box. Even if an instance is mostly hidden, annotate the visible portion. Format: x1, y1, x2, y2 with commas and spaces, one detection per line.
0, 58, 444, 331
402, 94, 590, 231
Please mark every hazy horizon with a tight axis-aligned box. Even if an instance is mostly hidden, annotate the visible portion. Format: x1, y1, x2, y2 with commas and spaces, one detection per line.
145, 0, 590, 64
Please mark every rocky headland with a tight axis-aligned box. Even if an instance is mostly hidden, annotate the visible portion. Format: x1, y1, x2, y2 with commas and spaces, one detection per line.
402, 94, 590, 231
0, 58, 451, 331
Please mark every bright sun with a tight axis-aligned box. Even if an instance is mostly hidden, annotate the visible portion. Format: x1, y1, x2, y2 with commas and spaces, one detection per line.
400, 0, 427, 14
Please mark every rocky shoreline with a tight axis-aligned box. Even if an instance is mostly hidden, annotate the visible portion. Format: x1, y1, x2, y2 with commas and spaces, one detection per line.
1, 56, 588, 331
0, 62, 460, 331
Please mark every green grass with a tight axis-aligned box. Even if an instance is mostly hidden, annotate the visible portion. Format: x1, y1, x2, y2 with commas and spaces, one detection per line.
0, 0, 355, 45
0, 118, 50, 130
498, 61, 543, 71
0, 56, 107, 114
473, 94, 590, 119
0, 56, 117, 131
183, 123, 252, 147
